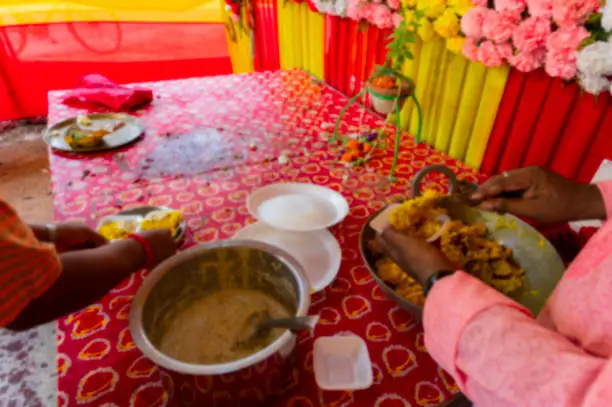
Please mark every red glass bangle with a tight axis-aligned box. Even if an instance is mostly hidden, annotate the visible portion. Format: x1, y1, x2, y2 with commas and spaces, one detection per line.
127, 234, 154, 269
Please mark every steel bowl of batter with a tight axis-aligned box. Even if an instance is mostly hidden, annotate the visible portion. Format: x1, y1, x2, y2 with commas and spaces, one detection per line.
129, 239, 311, 405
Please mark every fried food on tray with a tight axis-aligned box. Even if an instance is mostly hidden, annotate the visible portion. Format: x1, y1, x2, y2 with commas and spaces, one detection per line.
373, 191, 525, 305
64, 128, 109, 149
140, 210, 183, 236
389, 190, 447, 240
98, 219, 139, 240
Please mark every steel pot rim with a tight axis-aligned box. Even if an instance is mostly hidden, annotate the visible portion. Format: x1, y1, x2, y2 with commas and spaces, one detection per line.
129, 239, 311, 376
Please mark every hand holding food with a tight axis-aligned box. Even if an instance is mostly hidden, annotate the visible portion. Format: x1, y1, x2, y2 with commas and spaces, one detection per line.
473, 166, 605, 223
53, 222, 108, 252
371, 191, 525, 306
376, 228, 455, 287
137, 230, 178, 268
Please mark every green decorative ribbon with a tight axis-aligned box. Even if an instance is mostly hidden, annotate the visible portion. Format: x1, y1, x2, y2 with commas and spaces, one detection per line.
329, 85, 423, 181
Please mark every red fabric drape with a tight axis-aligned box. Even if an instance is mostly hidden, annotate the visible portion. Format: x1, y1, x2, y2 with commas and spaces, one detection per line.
0, 22, 231, 120
482, 68, 612, 182
253, 0, 280, 71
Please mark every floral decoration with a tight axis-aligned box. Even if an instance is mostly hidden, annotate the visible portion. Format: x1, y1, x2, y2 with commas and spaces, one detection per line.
460, 0, 603, 85
312, 0, 350, 16
346, 0, 404, 29
402, 0, 477, 54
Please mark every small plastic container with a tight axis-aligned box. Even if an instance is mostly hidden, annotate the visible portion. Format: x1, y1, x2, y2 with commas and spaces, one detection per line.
313, 336, 373, 391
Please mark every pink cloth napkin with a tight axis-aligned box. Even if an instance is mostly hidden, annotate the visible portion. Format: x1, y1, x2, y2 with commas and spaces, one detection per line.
62, 74, 153, 111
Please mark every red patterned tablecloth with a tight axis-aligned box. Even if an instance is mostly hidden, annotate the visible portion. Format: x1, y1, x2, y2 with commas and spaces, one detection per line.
48, 70, 485, 407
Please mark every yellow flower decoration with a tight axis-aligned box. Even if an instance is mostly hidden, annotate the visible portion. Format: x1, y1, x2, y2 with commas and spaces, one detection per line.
448, 0, 475, 15
446, 36, 465, 54
417, 0, 447, 18
402, 0, 418, 7
433, 8, 460, 38
417, 19, 435, 41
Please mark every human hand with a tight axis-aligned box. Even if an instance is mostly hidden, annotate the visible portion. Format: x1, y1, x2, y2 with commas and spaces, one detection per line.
376, 227, 456, 286
54, 222, 108, 252
472, 166, 605, 223
138, 230, 178, 268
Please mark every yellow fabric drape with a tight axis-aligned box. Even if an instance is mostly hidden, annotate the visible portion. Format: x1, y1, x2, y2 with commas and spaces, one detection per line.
0, 1, 222, 25
276, 0, 324, 79
221, 0, 254, 74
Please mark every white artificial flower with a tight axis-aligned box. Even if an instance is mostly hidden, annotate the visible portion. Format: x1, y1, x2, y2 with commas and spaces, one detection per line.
603, 1, 612, 31
576, 41, 612, 77
313, 0, 349, 16
579, 73, 610, 95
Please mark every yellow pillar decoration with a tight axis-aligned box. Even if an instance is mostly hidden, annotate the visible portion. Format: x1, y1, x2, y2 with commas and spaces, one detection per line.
424, 46, 450, 146
410, 37, 445, 145
292, 1, 304, 69
220, 0, 254, 74
465, 64, 510, 169
434, 53, 468, 153
277, 0, 289, 69
308, 10, 325, 80
399, 38, 422, 131
448, 61, 487, 161
299, 3, 310, 71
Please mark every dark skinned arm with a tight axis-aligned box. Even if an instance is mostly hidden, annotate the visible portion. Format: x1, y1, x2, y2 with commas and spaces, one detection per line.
7, 239, 146, 331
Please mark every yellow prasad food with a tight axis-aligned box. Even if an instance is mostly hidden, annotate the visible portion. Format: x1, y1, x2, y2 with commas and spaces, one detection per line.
98, 219, 139, 240
140, 210, 183, 235
375, 191, 525, 305
65, 128, 108, 149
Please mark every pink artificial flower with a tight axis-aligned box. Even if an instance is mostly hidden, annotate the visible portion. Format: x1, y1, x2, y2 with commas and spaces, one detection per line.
461, 7, 490, 39
496, 41, 514, 59
545, 48, 577, 79
478, 40, 506, 66
527, 0, 553, 17
392, 12, 403, 27
462, 37, 480, 61
494, 0, 527, 21
472, 0, 488, 5
347, 0, 362, 19
482, 10, 517, 43
552, 0, 598, 27
547, 25, 590, 52
371, 4, 394, 28
512, 17, 552, 53
508, 49, 546, 71
387, 0, 401, 10
373, 0, 383, 4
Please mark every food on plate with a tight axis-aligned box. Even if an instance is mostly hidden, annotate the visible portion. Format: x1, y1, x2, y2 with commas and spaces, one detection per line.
157, 288, 291, 364
64, 128, 110, 149
76, 115, 93, 127
372, 191, 525, 305
140, 210, 183, 236
98, 218, 140, 240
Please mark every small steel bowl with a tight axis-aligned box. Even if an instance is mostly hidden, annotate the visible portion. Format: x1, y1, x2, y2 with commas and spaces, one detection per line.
129, 240, 311, 404
359, 165, 566, 320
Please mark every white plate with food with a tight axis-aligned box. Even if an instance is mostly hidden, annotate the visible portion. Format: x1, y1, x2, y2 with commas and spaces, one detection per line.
45, 113, 144, 152
97, 206, 185, 243
247, 183, 349, 232
234, 222, 341, 292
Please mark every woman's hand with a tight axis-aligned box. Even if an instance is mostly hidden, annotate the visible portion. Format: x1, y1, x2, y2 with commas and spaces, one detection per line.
377, 228, 456, 286
53, 222, 108, 252
472, 166, 606, 223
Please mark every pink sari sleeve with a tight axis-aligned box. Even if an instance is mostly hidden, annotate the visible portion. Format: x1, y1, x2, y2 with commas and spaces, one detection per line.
424, 272, 612, 406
